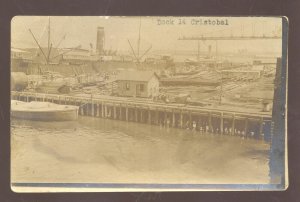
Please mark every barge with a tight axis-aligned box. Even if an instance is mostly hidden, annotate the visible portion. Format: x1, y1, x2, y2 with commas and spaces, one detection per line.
11, 100, 79, 121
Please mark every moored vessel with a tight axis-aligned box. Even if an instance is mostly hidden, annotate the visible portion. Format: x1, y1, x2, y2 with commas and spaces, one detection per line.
11, 100, 79, 121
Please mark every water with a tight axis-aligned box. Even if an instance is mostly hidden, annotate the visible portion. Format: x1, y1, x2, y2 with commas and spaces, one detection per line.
11, 116, 270, 184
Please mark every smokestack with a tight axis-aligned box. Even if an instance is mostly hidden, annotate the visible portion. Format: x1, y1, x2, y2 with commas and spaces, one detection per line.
96, 27, 105, 55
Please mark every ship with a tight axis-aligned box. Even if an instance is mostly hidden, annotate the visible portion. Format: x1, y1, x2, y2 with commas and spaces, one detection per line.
11, 18, 235, 94
11, 18, 176, 81
11, 100, 79, 121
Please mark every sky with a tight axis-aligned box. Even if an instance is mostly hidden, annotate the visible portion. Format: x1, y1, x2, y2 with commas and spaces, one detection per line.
11, 16, 283, 55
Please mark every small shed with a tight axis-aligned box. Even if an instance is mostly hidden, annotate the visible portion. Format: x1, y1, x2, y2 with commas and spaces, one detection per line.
116, 71, 159, 98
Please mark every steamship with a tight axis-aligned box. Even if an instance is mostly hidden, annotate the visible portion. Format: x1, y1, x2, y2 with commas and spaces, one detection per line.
11, 22, 226, 93
11, 26, 175, 78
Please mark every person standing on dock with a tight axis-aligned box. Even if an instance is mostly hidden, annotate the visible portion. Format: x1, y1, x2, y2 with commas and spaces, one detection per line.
185, 120, 190, 130
241, 130, 246, 138
166, 118, 170, 128
200, 126, 203, 134
205, 124, 209, 133
192, 121, 196, 131
224, 127, 228, 135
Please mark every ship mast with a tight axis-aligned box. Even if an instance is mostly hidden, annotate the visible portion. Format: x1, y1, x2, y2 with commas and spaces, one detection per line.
48, 17, 50, 56
46, 17, 52, 65
28, 29, 48, 64
127, 18, 152, 69
137, 17, 141, 63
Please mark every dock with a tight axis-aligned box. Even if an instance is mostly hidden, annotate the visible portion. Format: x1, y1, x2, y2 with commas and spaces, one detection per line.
160, 78, 220, 86
11, 91, 273, 141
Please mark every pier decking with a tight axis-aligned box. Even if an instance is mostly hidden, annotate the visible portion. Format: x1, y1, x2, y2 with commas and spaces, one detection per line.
11, 91, 273, 141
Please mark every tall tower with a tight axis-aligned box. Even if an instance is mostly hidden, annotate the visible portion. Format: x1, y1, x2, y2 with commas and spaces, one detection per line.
96, 27, 105, 55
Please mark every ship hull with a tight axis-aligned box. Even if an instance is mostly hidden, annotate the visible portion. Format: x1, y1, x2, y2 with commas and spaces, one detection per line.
11, 109, 78, 121
11, 100, 79, 121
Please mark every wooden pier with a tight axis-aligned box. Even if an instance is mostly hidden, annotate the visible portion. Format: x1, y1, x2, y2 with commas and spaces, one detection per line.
11, 91, 273, 141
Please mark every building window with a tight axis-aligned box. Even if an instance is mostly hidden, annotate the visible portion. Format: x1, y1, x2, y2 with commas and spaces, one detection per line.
140, 84, 145, 92
126, 83, 130, 90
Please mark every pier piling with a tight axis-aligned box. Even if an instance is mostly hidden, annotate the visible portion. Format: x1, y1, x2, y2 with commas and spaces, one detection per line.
148, 109, 151, 124
11, 91, 272, 141
231, 113, 236, 135
220, 112, 224, 135
125, 106, 129, 121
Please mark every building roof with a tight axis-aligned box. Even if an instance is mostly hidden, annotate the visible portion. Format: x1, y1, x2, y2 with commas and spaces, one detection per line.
116, 71, 159, 82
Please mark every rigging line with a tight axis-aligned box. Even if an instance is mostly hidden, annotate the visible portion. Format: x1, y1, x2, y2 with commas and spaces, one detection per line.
28, 29, 48, 64
137, 17, 142, 59
38, 17, 49, 45
31, 17, 49, 57
48, 17, 51, 54
47, 43, 53, 64
54, 34, 66, 49
139, 45, 152, 60
127, 39, 139, 63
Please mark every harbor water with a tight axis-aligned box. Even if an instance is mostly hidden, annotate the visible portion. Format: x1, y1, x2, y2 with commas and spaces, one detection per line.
11, 116, 270, 184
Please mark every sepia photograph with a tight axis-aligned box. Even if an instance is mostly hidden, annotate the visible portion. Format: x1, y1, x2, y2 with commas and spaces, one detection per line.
10, 16, 287, 192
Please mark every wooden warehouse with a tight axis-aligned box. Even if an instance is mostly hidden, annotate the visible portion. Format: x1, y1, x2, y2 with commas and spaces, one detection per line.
115, 71, 159, 98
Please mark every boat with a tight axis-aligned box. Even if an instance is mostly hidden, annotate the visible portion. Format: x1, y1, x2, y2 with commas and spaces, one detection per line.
35, 79, 71, 94
11, 100, 79, 121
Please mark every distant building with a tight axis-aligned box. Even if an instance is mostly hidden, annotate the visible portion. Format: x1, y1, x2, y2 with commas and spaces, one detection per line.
116, 71, 159, 98
11, 48, 32, 60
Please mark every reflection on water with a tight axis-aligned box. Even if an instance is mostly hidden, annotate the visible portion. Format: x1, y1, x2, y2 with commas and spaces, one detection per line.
11, 116, 270, 184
